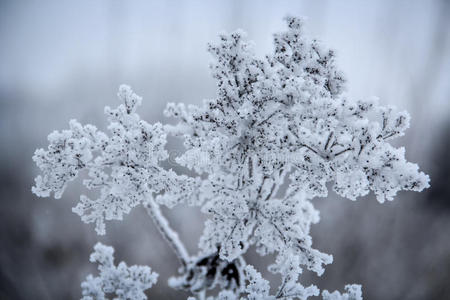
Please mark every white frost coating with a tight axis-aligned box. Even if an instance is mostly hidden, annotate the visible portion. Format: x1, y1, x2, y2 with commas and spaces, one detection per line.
32, 85, 199, 234
144, 198, 190, 268
322, 285, 362, 300
81, 243, 158, 300
164, 16, 429, 298
243, 265, 272, 300
33, 15, 430, 300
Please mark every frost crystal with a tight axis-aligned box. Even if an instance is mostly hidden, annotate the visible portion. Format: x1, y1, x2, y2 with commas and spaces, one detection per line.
81, 243, 158, 300
33, 16, 430, 300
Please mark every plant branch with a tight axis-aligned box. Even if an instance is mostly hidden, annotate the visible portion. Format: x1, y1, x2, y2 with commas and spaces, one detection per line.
144, 199, 190, 270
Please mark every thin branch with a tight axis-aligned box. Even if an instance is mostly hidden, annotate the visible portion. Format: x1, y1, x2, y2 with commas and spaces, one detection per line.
276, 276, 288, 298
248, 156, 253, 179
258, 210, 288, 245
324, 131, 334, 150
257, 176, 268, 199
257, 110, 280, 127
277, 292, 308, 299
144, 199, 189, 270
264, 183, 277, 201
381, 112, 390, 132
224, 221, 240, 247
382, 131, 398, 140
333, 147, 353, 157
358, 143, 365, 156
300, 143, 319, 155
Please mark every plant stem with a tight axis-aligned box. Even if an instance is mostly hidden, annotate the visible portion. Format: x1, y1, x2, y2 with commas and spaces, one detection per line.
144, 199, 190, 270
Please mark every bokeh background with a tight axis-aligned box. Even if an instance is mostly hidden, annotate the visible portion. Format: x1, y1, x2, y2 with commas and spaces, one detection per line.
1, 0, 449, 299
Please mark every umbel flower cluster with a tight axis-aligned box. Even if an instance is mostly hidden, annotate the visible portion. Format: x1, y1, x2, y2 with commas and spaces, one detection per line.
32, 17, 429, 299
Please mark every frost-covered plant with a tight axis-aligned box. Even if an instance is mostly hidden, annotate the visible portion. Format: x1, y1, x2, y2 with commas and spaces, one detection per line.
32, 16, 429, 299
81, 243, 158, 300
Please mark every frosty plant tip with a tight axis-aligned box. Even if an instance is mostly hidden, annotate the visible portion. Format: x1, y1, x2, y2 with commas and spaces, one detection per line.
32, 16, 429, 300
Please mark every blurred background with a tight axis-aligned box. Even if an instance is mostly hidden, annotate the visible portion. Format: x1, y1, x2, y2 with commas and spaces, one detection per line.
1, 0, 449, 299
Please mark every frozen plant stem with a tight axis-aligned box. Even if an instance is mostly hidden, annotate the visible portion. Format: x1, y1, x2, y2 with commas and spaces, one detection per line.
144, 199, 190, 270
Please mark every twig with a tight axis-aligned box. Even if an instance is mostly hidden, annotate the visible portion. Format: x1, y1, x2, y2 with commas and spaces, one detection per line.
334, 147, 352, 157
257, 110, 280, 127
276, 276, 288, 298
144, 199, 190, 270
324, 131, 334, 150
